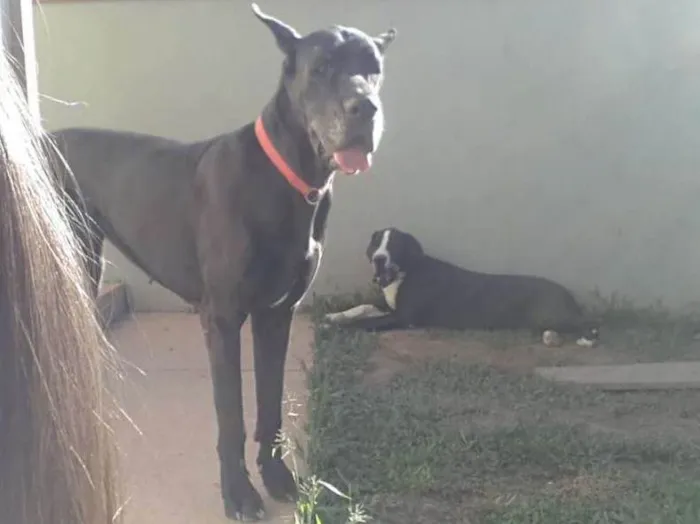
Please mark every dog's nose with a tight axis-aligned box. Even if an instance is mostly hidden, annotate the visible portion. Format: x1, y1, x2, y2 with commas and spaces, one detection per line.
344, 97, 378, 120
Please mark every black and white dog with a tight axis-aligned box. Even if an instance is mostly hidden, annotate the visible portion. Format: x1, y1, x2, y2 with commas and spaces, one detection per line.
324, 227, 599, 347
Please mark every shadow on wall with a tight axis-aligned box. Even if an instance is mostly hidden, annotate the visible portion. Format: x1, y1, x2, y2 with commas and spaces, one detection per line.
34, 0, 700, 312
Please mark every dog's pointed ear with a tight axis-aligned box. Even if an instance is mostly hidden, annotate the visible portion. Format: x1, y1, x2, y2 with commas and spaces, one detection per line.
252, 4, 301, 56
374, 28, 397, 54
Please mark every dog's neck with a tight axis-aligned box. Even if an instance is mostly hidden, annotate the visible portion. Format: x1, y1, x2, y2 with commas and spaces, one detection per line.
259, 87, 333, 192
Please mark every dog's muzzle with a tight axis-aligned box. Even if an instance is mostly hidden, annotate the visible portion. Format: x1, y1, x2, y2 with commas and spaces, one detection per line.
332, 132, 376, 175
372, 255, 398, 287
330, 94, 383, 174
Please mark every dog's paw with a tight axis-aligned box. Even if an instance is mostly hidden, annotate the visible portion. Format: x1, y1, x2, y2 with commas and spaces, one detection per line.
221, 473, 266, 521
576, 337, 598, 348
323, 312, 343, 324
542, 330, 563, 347
259, 457, 298, 502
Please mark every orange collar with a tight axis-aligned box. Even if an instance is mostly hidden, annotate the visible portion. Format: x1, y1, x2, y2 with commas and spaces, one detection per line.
254, 116, 322, 205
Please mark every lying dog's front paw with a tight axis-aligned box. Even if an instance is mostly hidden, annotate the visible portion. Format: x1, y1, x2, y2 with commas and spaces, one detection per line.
323, 312, 343, 324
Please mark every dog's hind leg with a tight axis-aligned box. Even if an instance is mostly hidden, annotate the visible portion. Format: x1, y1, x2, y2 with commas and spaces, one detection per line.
540, 318, 600, 348
251, 305, 298, 503
575, 321, 600, 348
200, 305, 265, 521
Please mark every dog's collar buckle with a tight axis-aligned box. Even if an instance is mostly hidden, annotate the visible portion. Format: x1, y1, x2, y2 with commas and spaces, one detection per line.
304, 188, 321, 205
254, 116, 322, 206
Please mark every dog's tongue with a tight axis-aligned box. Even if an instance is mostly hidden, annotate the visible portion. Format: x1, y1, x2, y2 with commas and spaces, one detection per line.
333, 149, 372, 174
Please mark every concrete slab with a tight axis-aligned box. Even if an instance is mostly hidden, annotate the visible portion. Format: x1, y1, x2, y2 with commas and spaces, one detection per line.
108, 312, 314, 524
535, 361, 700, 391
97, 282, 130, 327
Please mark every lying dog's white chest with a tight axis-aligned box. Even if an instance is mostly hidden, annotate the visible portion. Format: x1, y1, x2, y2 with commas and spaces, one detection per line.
382, 278, 403, 311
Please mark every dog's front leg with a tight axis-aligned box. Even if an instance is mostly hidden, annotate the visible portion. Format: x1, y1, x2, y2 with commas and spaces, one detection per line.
338, 312, 405, 332
200, 306, 265, 521
251, 305, 298, 502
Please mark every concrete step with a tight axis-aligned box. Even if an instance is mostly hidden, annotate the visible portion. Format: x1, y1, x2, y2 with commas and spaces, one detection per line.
536, 361, 700, 391
97, 281, 130, 327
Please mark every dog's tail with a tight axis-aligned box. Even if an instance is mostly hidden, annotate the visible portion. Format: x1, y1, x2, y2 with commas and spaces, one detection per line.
575, 317, 601, 348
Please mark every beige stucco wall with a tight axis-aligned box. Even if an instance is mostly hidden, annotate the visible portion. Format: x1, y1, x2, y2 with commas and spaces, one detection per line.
34, 0, 700, 312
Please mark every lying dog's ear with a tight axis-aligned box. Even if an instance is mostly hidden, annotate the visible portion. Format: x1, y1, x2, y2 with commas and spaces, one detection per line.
400, 233, 424, 265
252, 3, 301, 56
374, 28, 397, 54
366, 230, 382, 260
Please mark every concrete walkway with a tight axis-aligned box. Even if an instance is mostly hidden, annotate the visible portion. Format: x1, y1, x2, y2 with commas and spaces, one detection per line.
536, 361, 700, 391
109, 312, 313, 524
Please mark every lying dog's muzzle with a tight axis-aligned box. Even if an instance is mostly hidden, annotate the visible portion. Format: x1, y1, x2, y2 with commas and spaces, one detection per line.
372, 257, 398, 287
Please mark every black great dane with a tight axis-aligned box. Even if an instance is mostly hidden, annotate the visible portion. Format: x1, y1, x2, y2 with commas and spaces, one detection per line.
324, 228, 599, 347
50, 5, 396, 521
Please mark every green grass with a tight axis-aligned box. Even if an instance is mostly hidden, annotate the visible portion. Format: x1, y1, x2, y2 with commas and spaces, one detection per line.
584, 289, 700, 362
485, 476, 700, 524
302, 295, 700, 523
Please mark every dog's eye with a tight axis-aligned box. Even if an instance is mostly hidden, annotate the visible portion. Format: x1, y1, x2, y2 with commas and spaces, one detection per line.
360, 53, 381, 76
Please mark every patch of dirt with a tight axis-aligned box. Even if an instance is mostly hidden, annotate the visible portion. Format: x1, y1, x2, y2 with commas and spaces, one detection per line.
361, 328, 700, 442
543, 472, 628, 500
370, 473, 628, 524
370, 492, 484, 524
365, 328, 630, 386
